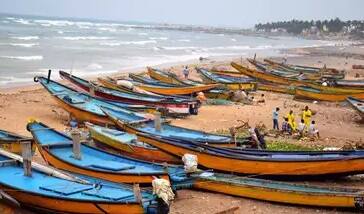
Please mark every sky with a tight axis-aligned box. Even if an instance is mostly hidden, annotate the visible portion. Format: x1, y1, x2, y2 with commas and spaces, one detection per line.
1, 0, 364, 28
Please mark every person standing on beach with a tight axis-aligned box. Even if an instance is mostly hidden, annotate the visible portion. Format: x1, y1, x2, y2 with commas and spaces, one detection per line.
286, 110, 297, 131
182, 66, 189, 79
272, 107, 280, 130
302, 106, 312, 129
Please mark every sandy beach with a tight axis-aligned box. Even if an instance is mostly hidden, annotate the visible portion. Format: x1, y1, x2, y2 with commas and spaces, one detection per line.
1, 43, 364, 213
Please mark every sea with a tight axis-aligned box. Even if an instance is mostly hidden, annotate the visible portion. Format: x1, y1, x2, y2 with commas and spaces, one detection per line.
0, 14, 340, 88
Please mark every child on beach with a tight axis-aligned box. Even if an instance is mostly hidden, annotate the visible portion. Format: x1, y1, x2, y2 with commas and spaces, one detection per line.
272, 107, 280, 130
297, 119, 306, 138
281, 117, 291, 134
308, 121, 320, 139
182, 66, 189, 79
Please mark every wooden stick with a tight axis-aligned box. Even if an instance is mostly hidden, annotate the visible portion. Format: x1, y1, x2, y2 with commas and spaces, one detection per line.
21, 141, 32, 177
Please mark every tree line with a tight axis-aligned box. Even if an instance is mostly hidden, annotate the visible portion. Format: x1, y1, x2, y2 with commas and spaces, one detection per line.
255, 18, 364, 35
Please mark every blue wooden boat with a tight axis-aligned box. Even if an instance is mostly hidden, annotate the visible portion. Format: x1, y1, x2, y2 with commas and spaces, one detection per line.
34, 76, 153, 125
197, 68, 257, 91
129, 73, 179, 87
135, 132, 364, 177
0, 151, 156, 213
59, 71, 197, 117
0, 129, 35, 154
347, 97, 364, 119
102, 106, 245, 146
27, 121, 182, 184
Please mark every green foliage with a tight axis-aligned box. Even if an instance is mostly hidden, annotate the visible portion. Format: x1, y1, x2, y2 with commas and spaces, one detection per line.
255, 18, 364, 35
266, 140, 323, 151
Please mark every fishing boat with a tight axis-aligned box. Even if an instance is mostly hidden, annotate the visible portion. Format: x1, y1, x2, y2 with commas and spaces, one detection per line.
59, 71, 198, 117
231, 62, 364, 94
334, 79, 364, 88
136, 133, 364, 177
0, 150, 157, 213
0, 130, 35, 154
347, 97, 364, 119
86, 123, 181, 164
27, 121, 179, 184
197, 68, 257, 91
264, 58, 343, 76
147, 67, 189, 86
102, 107, 243, 146
129, 73, 178, 87
257, 83, 295, 94
192, 172, 364, 209
99, 76, 221, 96
295, 87, 364, 102
34, 76, 154, 125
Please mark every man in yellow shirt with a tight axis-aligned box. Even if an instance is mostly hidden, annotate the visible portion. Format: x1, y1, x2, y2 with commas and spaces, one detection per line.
302, 106, 312, 129
286, 110, 297, 131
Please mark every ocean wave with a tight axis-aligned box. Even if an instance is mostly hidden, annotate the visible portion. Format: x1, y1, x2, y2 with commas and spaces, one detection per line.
160, 46, 199, 50
98, 27, 117, 32
138, 33, 148, 36
9, 43, 39, 48
0, 76, 32, 86
149, 37, 168, 40
62, 36, 112, 41
177, 39, 191, 42
100, 40, 157, 46
12, 18, 32, 25
11, 36, 39, 40
0, 55, 43, 61
87, 63, 103, 70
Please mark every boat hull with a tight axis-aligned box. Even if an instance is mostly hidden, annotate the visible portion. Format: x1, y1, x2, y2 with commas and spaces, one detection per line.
148, 67, 186, 85
295, 87, 364, 102
37, 145, 169, 184
137, 134, 364, 176
88, 126, 181, 164
193, 178, 359, 208
1, 184, 143, 214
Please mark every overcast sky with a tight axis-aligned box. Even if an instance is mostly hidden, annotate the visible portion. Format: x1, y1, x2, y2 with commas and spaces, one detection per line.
1, 0, 363, 28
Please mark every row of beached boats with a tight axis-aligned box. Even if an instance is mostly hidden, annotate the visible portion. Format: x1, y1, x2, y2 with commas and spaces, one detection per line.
0, 65, 364, 213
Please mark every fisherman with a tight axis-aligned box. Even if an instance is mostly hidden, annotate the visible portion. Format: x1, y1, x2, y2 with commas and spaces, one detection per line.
182, 66, 189, 79
272, 107, 280, 130
286, 110, 297, 131
254, 127, 266, 149
196, 92, 207, 103
297, 119, 306, 138
302, 106, 312, 129
308, 121, 320, 139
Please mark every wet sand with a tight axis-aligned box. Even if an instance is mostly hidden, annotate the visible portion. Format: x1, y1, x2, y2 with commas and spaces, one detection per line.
0, 44, 364, 213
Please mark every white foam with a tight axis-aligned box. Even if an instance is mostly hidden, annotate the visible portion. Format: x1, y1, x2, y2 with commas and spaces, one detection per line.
138, 33, 148, 36
98, 27, 117, 32
231, 38, 237, 42
57, 31, 64, 34
0, 76, 32, 86
161, 46, 199, 50
101, 40, 157, 45
9, 43, 39, 48
62, 36, 112, 41
11, 36, 39, 41
149, 37, 168, 40
177, 39, 191, 42
87, 63, 103, 70
1, 55, 43, 61
99, 42, 121, 47
13, 18, 32, 25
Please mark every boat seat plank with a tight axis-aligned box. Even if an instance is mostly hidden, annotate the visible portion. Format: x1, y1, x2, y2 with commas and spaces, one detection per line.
82, 188, 135, 201
88, 162, 136, 171
39, 183, 93, 196
101, 129, 126, 136
0, 160, 17, 167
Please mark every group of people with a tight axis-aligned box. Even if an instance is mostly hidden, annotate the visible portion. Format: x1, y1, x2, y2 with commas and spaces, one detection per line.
272, 106, 319, 139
